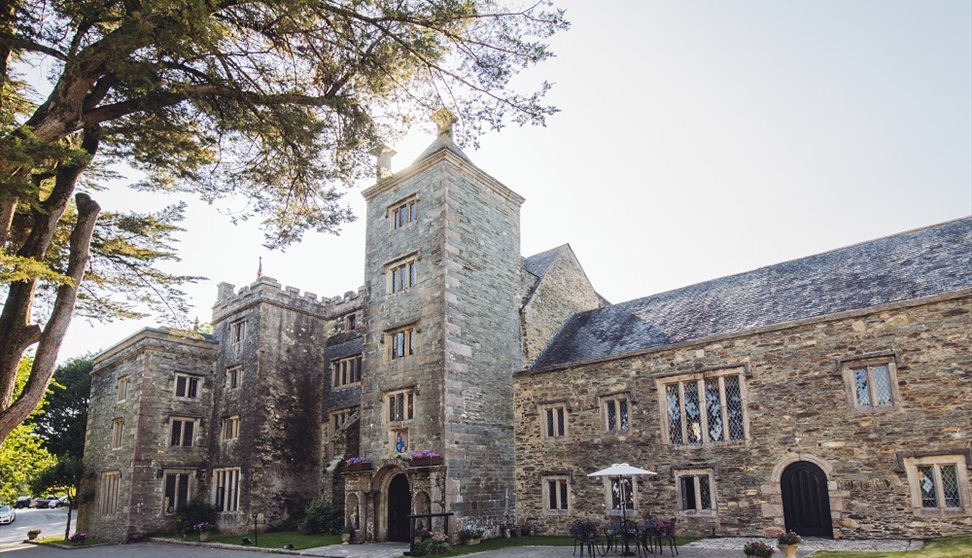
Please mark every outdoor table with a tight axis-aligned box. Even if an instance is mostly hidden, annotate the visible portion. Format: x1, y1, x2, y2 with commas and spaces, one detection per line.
602, 519, 641, 556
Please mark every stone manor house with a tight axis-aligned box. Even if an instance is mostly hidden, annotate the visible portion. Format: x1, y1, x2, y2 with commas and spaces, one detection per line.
79, 116, 972, 543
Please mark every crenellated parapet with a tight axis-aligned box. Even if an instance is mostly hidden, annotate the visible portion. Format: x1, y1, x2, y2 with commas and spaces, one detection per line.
212, 275, 365, 325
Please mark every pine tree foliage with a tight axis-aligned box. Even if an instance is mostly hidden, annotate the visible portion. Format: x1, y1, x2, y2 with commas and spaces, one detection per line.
0, 0, 567, 444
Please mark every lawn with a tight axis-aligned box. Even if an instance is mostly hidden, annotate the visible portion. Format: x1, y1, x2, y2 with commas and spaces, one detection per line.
814, 535, 972, 558
208, 531, 342, 550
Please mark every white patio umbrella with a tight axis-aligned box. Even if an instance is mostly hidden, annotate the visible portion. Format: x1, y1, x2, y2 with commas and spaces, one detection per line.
588, 463, 658, 556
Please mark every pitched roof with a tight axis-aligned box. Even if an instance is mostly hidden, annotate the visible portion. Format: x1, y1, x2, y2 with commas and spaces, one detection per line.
523, 244, 568, 279
532, 217, 972, 370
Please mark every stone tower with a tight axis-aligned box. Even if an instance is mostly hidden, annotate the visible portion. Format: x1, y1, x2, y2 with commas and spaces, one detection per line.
348, 110, 524, 541
209, 277, 330, 529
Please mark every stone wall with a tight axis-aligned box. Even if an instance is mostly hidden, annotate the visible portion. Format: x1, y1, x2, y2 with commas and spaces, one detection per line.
78, 329, 216, 542
439, 155, 522, 535
513, 293, 972, 540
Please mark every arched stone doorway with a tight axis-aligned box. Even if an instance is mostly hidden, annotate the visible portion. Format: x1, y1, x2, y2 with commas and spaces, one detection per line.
387, 473, 411, 542
781, 461, 834, 537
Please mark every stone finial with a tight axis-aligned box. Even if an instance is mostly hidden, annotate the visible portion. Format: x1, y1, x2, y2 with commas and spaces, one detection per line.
370, 144, 396, 179
431, 108, 458, 140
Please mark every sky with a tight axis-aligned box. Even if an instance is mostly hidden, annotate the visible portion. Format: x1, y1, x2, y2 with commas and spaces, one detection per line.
37, 0, 972, 363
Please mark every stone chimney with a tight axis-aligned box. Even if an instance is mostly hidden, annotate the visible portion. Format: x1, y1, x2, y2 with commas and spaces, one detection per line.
371, 144, 396, 179
216, 282, 235, 304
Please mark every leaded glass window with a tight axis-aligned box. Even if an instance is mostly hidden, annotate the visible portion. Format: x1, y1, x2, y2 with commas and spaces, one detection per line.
684, 381, 701, 444
846, 361, 896, 410
911, 459, 966, 511
919, 465, 937, 508
545, 477, 569, 512
677, 470, 714, 513
543, 405, 566, 438
663, 371, 747, 446
610, 477, 634, 511
705, 378, 723, 442
603, 396, 629, 433
666, 385, 683, 444
724, 376, 745, 440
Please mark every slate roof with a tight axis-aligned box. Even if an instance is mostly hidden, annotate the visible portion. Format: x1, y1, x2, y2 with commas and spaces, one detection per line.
532, 217, 972, 370
520, 245, 570, 308
523, 245, 568, 279
324, 336, 363, 361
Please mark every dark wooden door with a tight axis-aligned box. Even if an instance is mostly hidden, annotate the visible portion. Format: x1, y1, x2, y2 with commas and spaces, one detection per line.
781, 461, 833, 537
387, 474, 411, 542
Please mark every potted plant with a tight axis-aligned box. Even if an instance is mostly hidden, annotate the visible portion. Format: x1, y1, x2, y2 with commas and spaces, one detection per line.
341, 525, 355, 544
27, 529, 41, 541
501, 511, 516, 538
410, 450, 443, 467
429, 532, 450, 554
777, 531, 802, 558
194, 522, 214, 542
743, 540, 774, 557
343, 456, 373, 472
458, 527, 484, 545
68, 532, 87, 545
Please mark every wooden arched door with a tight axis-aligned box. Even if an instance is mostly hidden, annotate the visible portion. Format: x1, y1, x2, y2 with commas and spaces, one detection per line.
387, 474, 411, 542
781, 461, 833, 537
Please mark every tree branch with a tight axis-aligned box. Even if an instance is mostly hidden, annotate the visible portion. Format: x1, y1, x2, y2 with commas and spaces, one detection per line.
0, 31, 69, 61
79, 84, 348, 130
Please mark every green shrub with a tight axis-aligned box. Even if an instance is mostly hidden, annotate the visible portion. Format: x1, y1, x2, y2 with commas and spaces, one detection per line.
175, 500, 218, 535
297, 499, 340, 535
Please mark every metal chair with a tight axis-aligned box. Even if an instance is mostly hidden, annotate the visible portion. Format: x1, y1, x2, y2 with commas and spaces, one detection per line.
656, 517, 678, 556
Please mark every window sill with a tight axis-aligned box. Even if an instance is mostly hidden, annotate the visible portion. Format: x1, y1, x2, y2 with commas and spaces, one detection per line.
678, 510, 717, 518
669, 439, 748, 450
912, 507, 970, 518
332, 383, 361, 391
850, 405, 898, 415
544, 509, 570, 515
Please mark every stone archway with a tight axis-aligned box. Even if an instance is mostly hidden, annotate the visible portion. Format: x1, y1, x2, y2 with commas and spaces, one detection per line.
764, 454, 842, 538
781, 461, 834, 537
372, 464, 409, 542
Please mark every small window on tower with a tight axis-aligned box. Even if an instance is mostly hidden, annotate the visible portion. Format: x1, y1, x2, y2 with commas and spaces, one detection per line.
389, 196, 418, 229
174, 374, 200, 399
230, 320, 246, 343
386, 327, 415, 360
386, 255, 417, 294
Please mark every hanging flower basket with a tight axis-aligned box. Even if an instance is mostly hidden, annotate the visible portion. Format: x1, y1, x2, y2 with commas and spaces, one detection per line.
410, 450, 444, 467
344, 457, 373, 472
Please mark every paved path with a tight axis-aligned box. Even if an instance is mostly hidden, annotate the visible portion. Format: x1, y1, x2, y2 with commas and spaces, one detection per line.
0, 536, 922, 558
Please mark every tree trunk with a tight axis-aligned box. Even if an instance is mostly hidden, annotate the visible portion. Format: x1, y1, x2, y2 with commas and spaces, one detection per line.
0, 191, 99, 442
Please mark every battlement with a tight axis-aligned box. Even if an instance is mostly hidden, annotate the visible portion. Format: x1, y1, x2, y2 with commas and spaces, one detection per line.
212, 276, 365, 324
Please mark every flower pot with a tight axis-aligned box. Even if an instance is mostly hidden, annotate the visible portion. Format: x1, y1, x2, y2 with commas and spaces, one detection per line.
346, 462, 373, 472
465, 537, 481, 546
411, 456, 444, 467
341, 533, 351, 544
199, 531, 211, 542
779, 544, 798, 558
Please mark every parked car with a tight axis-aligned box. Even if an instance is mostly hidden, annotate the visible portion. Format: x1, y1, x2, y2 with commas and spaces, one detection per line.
56, 496, 72, 508
0, 505, 15, 524
13, 496, 31, 509
29, 496, 60, 508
